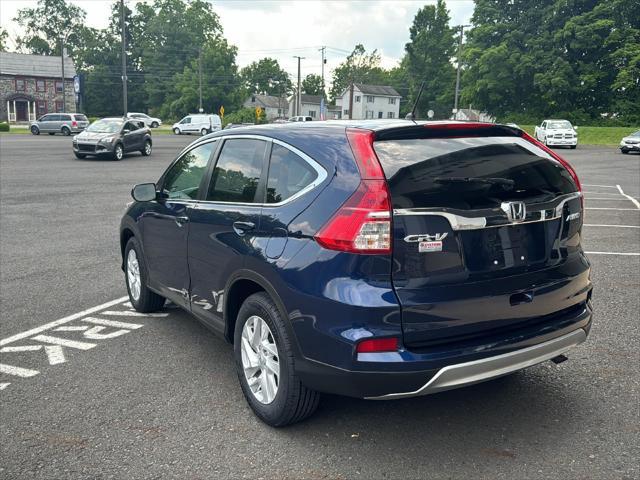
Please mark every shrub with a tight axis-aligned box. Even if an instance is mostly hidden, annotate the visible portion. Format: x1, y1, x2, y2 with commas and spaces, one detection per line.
0, 122, 9, 132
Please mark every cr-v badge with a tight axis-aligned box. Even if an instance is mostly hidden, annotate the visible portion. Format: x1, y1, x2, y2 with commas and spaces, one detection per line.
404, 233, 448, 253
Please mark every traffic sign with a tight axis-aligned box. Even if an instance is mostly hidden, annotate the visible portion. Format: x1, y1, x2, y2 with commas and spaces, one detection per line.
219, 105, 224, 118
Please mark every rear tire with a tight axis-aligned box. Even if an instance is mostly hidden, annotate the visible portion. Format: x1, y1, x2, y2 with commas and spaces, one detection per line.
124, 237, 165, 313
112, 143, 124, 161
200, 128, 209, 136
31, 126, 40, 135
141, 140, 152, 156
234, 292, 320, 427
74, 152, 86, 159
173, 127, 181, 135
61, 126, 71, 136
151, 122, 159, 128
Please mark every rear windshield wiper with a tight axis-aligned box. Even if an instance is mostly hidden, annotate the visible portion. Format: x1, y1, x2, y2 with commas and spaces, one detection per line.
434, 177, 515, 188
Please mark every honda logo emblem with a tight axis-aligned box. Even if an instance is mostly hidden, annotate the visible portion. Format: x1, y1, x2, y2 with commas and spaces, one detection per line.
501, 201, 527, 222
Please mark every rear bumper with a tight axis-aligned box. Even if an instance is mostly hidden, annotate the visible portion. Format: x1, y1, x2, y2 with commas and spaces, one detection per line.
297, 301, 592, 399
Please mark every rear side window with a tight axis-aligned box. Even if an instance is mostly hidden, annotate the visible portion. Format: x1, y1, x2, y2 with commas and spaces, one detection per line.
60, 115, 72, 121
374, 137, 577, 210
266, 144, 317, 203
162, 142, 216, 200
207, 139, 267, 203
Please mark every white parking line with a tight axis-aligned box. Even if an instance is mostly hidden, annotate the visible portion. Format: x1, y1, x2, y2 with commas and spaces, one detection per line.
584, 224, 640, 228
101, 310, 168, 318
583, 184, 617, 188
0, 364, 39, 377
0, 383, 10, 390
585, 198, 634, 201
616, 185, 640, 209
585, 251, 640, 256
0, 296, 128, 347
586, 208, 639, 211
583, 192, 624, 196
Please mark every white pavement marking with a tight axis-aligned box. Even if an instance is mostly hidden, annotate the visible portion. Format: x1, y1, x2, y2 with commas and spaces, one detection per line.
586, 197, 636, 201
83, 326, 130, 340
583, 184, 617, 188
83, 317, 144, 329
585, 251, 640, 256
586, 208, 639, 211
1, 345, 43, 352
584, 224, 640, 228
54, 326, 90, 332
101, 310, 168, 317
616, 185, 640, 209
122, 301, 133, 309
0, 363, 39, 377
0, 296, 128, 346
32, 335, 96, 350
0, 383, 10, 390
44, 346, 66, 365
583, 192, 624, 196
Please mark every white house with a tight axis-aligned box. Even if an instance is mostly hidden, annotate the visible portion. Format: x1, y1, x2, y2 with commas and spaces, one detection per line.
288, 94, 341, 120
243, 94, 288, 120
453, 108, 494, 123
336, 84, 401, 120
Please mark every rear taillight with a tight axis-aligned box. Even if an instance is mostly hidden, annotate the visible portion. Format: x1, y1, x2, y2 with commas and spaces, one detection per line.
521, 131, 582, 193
72, 120, 77, 127
314, 129, 392, 254
356, 337, 399, 353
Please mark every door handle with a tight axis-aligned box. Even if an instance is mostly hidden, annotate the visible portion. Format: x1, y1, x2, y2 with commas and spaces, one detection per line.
175, 216, 189, 227
233, 221, 255, 235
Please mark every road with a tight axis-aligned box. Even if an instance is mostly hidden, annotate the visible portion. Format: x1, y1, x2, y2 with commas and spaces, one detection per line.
1, 134, 638, 479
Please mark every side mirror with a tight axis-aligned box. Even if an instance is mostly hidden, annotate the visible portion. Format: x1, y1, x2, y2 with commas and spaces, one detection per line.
131, 183, 157, 202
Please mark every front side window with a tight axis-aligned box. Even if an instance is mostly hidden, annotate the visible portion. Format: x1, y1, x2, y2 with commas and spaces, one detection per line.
180, 117, 191, 124
163, 142, 216, 200
266, 144, 318, 204
207, 138, 267, 203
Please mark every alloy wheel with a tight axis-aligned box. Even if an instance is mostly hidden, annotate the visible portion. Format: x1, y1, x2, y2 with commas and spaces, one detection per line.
241, 315, 280, 404
144, 141, 152, 155
126, 249, 141, 301
115, 145, 123, 160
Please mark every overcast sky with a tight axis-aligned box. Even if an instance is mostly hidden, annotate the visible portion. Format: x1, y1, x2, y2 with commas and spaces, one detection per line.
0, 0, 474, 79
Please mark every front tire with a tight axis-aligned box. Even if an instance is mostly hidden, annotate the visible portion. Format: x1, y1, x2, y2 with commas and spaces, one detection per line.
112, 143, 124, 161
124, 237, 165, 312
173, 127, 181, 135
141, 140, 152, 156
200, 128, 209, 136
621, 149, 629, 154
61, 126, 71, 136
234, 292, 320, 427
151, 121, 159, 128
31, 126, 40, 135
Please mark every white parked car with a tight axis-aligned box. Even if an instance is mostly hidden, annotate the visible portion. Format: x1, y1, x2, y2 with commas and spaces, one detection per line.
172, 114, 222, 136
534, 119, 578, 149
127, 112, 162, 128
288, 116, 313, 122
619, 130, 640, 154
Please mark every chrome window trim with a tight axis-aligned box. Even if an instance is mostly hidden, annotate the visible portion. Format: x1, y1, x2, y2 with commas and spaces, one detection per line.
393, 192, 581, 231
195, 134, 328, 208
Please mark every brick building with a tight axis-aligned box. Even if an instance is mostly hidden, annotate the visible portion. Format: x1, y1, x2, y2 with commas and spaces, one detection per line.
0, 52, 77, 123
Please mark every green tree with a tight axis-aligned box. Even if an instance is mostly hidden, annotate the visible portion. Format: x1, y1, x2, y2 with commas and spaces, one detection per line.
302, 74, 324, 96
329, 44, 387, 102
403, 0, 456, 119
14, 0, 88, 57
170, 38, 242, 119
241, 58, 292, 96
0, 28, 8, 52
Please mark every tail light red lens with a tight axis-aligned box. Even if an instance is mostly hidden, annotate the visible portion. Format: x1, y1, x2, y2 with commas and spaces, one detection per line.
314, 128, 392, 254
72, 120, 77, 127
356, 337, 399, 353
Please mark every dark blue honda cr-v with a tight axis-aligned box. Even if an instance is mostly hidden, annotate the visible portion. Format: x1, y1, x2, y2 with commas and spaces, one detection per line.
120, 121, 593, 426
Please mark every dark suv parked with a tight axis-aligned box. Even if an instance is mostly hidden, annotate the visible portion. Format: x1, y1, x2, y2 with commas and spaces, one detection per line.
120, 121, 593, 426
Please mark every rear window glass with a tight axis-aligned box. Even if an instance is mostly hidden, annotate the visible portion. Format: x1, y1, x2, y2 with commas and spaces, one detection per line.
374, 137, 577, 210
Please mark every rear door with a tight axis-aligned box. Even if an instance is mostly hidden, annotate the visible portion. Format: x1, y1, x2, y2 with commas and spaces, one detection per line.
187, 137, 269, 332
373, 132, 589, 347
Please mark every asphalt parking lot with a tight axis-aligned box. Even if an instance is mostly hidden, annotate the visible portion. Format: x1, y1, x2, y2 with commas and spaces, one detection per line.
1, 134, 638, 479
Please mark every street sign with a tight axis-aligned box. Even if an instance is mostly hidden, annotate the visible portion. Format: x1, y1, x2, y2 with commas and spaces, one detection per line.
73, 75, 81, 94
255, 107, 263, 119
427, 109, 434, 119
219, 105, 224, 118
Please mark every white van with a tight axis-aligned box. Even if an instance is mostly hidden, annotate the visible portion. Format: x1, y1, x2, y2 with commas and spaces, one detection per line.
172, 114, 222, 136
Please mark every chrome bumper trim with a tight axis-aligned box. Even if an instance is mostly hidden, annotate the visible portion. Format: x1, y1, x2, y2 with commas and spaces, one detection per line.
366, 329, 587, 400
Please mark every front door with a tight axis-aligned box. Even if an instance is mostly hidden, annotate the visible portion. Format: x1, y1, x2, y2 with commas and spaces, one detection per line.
122, 121, 141, 152
188, 137, 269, 332
15, 101, 28, 122
141, 140, 217, 305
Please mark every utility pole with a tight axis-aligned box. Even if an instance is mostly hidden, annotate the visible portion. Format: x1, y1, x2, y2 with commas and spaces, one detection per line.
319, 46, 326, 95
198, 47, 203, 113
453, 24, 471, 115
60, 37, 66, 112
348, 83, 354, 120
120, 0, 128, 117
293, 56, 304, 116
